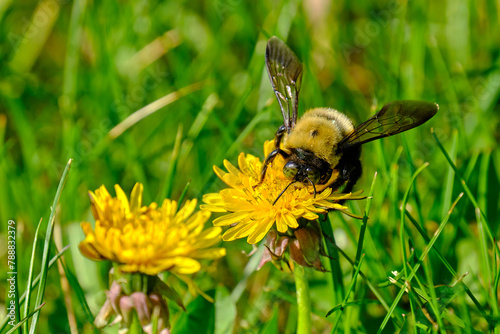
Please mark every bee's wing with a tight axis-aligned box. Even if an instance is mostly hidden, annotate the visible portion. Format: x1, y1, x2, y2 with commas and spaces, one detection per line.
336, 100, 439, 152
265, 36, 303, 132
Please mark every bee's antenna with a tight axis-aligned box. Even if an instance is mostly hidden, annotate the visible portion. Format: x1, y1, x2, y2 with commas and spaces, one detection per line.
272, 181, 296, 206
305, 177, 317, 198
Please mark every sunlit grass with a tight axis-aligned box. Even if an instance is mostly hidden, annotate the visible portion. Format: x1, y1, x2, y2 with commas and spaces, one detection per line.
1, 0, 499, 333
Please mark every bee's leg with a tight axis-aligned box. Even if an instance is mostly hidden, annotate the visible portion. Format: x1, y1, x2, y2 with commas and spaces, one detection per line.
254, 125, 289, 189
274, 125, 287, 148
328, 175, 348, 192
340, 160, 362, 203
254, 148, 289, 188
330, 147, 362, 200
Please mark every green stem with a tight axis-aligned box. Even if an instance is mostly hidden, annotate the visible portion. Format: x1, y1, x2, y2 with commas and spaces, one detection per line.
294, 266, 312, 334
320, 216, 345, 305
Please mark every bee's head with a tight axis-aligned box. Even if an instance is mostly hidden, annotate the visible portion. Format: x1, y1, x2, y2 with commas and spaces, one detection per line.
283, 148, 333, 186
271, 150, 334, 205
283, 161, 320, 184
273, 161, 320, 205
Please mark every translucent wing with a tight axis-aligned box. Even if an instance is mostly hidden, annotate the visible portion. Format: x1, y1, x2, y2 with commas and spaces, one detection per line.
265, 36, 303, 132
337, 100, 439, 152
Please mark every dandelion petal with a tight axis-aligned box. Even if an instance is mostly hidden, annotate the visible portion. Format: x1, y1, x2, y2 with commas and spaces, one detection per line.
213, 212, 248, 226
247, 217, 274, 244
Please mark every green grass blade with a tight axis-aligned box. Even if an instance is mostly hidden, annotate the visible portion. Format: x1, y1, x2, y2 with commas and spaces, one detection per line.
22, 218, 43, 334
431, 129, 498, 254
201, 108, 271, 190
9, 1, 60, 73
214, 285, 237, 334
399, 162, 429, 328
377, 192, 463, 334
353, 172, 378, 274
321, 172, 375, 313
333, 245, 402, 327
0, 246, 70, 332
57, 251, 98, 332
6, 303, 46, 334
401, 136, 425, 224
331, 254, 365, 332
494, 244, 500, 319
230, 244, 264, 303
0, 0, 12, 23
29, 159, 72, 334
441, 131, 458, 218
157, 124, 183, 202
320, 215, 345, 306
477, 152, 497, 317
176, 180, 191, 210
463, 150, 479, 182
270, 286, 335, 324
108, 81, 207, 139
419, 261, 446, 332
179, 93, 219, 162
404, 211, 487, 316
6, 219, 20, 333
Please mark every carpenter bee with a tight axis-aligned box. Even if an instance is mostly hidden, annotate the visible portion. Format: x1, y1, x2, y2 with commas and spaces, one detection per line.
257, 36, 438, 203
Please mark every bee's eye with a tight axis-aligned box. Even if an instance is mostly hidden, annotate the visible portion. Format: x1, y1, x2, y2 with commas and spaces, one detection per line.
305, 167, 320, 184
283, 161, 299, 180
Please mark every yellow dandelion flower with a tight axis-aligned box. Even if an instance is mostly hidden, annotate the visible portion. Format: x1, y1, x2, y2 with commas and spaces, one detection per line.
201, 141, 364, 244
79, 183, 226, 276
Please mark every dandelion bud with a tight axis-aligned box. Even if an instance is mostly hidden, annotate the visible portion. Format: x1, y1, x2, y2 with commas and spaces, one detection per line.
145, 293, 170, 333
118, 295, 134, 326
94, 299, 113, 328
108, 281, 123, 313
266, 230, 291, 259
259, 229, 292, 269
131, 292, 152, 326
289, 227, 326, 272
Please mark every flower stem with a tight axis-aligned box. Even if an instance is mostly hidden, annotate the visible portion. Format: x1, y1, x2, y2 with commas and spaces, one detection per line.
294, 265, 312, 334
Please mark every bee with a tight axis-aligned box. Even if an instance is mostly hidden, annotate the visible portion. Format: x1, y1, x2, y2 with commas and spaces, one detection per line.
258, 36, 438, 203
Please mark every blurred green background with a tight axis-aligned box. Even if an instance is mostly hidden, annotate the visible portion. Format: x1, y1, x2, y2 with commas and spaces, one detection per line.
1, 0, 500, 333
